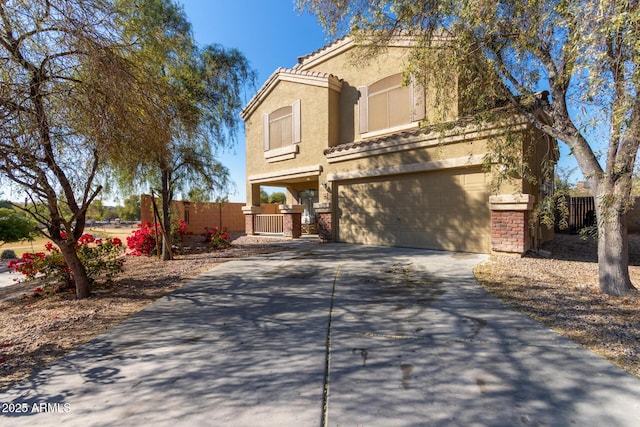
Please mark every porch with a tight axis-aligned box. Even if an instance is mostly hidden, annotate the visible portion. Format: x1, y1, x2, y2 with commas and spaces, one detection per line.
253, 213, 320, 235
244, 166, 332, 240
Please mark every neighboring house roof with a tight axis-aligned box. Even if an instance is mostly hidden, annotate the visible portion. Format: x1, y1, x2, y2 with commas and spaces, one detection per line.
240, 68, 342, 120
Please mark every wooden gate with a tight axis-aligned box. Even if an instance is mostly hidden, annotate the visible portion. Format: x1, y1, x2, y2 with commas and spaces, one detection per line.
557, 196, 595, 234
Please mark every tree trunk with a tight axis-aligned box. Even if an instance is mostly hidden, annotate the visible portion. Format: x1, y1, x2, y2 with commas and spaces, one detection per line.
161, 207, 172, 261
596, 200, 636, 296
58, 241, 91, 299
161, 169, 173, 261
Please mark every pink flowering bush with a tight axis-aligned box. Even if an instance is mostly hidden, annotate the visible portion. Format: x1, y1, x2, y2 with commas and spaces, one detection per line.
202, 226, 231, 249
126, 222, 162, 256
127, 220, 193, 256
8, 234, 125, 293
172, 218, 191, 240
171, 218, 192, 253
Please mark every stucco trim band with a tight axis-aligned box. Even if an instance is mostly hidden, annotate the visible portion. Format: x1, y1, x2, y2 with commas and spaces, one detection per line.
279, 204, 305, 214
326, 155, 484, 182
313, 202, 332, 213
264, 144, 299, 163
241, 206, 264, 214
248, 165, 323, 184
489, 194, 535, 211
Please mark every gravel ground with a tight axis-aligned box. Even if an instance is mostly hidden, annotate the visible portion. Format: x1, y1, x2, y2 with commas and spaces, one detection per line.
474, 233, 640, 379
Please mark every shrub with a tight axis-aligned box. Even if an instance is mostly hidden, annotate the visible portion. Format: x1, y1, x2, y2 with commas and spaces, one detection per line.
8, 234, 125, 292
1, 249, 17, 260
171, 218, 192, 253
202, 226, 231, 249
172, 218, 191, 241
126, 222, 162, 256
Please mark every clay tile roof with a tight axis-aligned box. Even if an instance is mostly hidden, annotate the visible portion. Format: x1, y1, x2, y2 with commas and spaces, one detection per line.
294, 35, 351, 70
323, 127, 426, 156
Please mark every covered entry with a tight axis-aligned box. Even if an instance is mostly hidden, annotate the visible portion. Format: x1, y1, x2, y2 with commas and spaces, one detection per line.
336, 167, 490, 253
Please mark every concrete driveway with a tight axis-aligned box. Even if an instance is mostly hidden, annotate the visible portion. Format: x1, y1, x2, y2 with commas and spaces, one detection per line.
1, 243, 640, 426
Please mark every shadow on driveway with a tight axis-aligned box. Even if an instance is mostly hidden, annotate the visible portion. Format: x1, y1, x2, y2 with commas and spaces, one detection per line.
1, 244, 640, 426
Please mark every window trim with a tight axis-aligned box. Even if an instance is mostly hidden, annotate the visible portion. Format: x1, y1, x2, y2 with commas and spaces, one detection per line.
360, 122, 420, 140
263, 99, 301, 152
264, 144, 299, 163
358, 74, 425, 136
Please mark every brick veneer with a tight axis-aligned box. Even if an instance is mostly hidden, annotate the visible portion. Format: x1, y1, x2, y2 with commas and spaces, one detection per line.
280, 205, 303, 238
282, 213, 302, 238
317, 211, 332, 241
245, 214, 255, 235
491, 210, 530, 254
241, 206, 264, 236
313, 202, 333, 242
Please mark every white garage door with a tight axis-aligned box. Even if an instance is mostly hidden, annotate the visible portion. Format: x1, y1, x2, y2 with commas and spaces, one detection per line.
336, 168, 490, 253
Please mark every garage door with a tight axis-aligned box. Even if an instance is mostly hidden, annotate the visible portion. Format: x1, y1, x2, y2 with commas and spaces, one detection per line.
336, 168, 490, 253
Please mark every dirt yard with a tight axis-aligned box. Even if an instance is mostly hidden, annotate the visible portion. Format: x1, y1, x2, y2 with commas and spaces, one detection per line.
474, 234, 640, 379
1, 232, 639, 393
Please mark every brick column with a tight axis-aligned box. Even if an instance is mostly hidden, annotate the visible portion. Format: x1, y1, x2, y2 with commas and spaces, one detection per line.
279, 205, 304, 238
314, 202, 333, 242
489, 195, 534, 255
241, 206, 263, 235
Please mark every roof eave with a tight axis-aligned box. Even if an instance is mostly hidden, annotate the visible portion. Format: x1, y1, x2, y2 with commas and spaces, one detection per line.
241, 68, 342, 120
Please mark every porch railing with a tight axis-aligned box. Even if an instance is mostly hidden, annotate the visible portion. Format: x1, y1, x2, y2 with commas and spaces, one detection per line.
254, 214, 284, 235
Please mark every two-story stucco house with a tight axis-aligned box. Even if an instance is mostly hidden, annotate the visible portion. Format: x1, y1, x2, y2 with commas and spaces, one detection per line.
240, 35, 556, 254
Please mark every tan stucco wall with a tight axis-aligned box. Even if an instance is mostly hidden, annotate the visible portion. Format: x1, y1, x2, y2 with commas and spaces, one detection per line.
244, 79, 335, 203
298, 43, 458, 143
242, 38, 554, 253
244, 43, 470, 205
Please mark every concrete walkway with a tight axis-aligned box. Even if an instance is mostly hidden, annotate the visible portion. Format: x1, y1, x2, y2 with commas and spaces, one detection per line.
1, 244, 640, 426
0, 268, 22, 288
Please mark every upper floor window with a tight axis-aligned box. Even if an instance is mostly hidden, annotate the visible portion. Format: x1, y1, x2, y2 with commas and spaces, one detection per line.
358, 73, 425, 134
263, 100, 301, 151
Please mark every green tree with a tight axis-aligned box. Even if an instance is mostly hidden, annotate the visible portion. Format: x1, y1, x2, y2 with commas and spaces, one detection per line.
0, 1, 167, 298
269, 192, 286, 204
0, 208, 36, 245
299, 0, 640, 296
260, 189, 270, 203
116, 195, 141, 221
214, 195, 230, 203
187, 188, 210, 202
114, 0, 255, 260
87, 200, 106, 221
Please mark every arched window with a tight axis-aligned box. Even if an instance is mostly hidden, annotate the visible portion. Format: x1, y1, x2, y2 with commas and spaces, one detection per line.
263, 100, 301, 151
358, 73, 425, 134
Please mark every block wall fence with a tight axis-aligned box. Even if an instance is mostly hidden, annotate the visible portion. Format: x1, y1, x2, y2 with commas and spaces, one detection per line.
140, 195, 280, 235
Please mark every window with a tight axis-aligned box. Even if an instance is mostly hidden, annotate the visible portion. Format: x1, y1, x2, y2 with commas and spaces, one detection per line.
359, 74, 425, 134
263, 100, 301, 151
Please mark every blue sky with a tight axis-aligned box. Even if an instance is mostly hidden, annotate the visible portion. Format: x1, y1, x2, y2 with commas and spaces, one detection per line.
179, 1, 582, 203
179, 0, 330, 202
